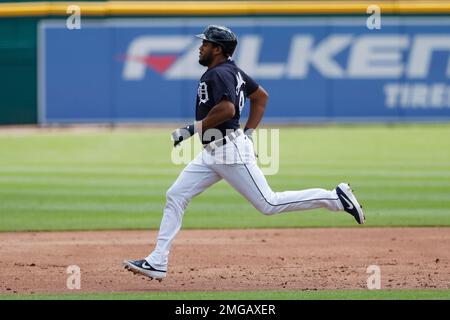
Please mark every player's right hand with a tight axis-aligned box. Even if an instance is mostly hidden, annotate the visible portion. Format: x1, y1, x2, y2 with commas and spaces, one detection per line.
172, 124, 196, 147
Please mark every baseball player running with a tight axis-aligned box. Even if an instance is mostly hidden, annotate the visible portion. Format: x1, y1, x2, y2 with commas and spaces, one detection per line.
123, 25, 365, 281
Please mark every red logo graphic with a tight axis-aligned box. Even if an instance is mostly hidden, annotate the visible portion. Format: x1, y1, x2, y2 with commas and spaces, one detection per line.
117, 54, 178, 74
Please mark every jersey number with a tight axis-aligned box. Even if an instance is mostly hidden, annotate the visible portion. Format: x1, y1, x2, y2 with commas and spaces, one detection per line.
235, 72, 246, 114
238, 90, 245, 113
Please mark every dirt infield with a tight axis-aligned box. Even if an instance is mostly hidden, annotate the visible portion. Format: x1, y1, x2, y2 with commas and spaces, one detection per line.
0, 228, 449, 294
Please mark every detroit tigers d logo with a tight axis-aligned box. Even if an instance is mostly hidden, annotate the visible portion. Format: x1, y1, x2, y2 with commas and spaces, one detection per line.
198, 82, 209, 104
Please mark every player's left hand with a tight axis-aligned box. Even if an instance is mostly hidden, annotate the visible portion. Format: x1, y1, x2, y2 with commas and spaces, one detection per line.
244, 127, 254, 143
244, 127, 258, 158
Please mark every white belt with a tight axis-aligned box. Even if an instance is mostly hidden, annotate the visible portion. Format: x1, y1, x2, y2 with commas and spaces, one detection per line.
204, 129, 243, 153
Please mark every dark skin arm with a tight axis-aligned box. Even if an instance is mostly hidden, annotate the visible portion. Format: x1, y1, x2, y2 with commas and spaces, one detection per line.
199, 99, 235, 132
245, 86, 269, 130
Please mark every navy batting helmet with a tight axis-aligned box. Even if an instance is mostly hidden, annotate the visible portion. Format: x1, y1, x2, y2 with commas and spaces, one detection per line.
195, 25, 238, 57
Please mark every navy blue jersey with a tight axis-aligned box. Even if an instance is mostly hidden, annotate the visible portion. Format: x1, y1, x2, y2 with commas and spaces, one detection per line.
196, 59, 259, 144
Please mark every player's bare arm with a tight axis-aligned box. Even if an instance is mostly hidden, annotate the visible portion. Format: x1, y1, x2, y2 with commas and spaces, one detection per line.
171, 99, 235, 147
245, 86, 269, 133
200, 99, 235, 132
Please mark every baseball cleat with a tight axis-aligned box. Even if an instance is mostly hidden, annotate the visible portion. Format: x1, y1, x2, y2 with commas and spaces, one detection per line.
335, 183, 365, 224
123, 259, 166, 281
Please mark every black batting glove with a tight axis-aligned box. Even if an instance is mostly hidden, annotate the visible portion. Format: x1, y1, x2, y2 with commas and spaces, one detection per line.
172, 122, 202, 147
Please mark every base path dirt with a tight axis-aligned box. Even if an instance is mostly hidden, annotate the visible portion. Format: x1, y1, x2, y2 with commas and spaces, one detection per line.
1, 228, 449, 294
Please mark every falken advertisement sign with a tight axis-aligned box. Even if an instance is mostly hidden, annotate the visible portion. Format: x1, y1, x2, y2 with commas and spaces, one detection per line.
39, 17, 450, 123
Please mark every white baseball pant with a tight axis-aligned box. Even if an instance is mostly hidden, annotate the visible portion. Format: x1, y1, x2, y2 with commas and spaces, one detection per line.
146, 130, 344, 271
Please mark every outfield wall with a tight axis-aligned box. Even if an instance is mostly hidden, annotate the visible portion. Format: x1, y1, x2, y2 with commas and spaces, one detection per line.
1, 1, 450, 124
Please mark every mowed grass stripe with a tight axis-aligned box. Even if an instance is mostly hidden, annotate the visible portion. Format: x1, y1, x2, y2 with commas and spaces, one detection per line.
1, 195, 449, 211
2, 214, 449, 232
0, 176, 175, 186
2, 180, 450, 191
3, 169, 450, 179
3, 162, 450, 171
1, 188, 450, 201
1, 209, 449, 231
2, 174, 450, 186
269, 180, 450, 187
3, 198, 449, 214
3, 160, 450, 170
0, 167, 180, 176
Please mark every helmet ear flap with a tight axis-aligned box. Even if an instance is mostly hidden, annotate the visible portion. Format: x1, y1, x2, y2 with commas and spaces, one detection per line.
225, 41, 237, 57
215, 44, 227, 57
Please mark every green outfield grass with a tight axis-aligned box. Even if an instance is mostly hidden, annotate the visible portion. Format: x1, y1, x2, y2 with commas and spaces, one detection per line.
1, 290, 449, 300
1, 124, 450, 231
